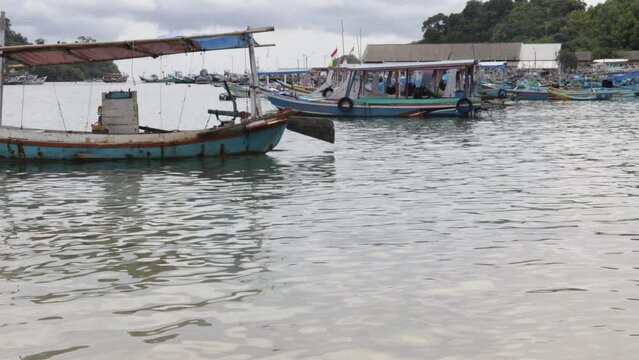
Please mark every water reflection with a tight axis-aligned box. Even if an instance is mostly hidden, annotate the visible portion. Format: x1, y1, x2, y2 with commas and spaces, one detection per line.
0, 154, 337, 358
1, 156, 291, 292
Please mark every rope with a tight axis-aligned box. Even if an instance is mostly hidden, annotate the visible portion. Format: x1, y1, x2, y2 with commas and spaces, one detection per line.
177, 85, 189, 130
176, 53, 195, 130
20, 84, 25, 129
84, 81, 93, 131
130, 41, 137, 86
52, 82, 67, 131
204, 114, 212, 128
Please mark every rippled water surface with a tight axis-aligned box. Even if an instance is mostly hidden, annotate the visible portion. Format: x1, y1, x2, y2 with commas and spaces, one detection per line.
1, 84, 639, 359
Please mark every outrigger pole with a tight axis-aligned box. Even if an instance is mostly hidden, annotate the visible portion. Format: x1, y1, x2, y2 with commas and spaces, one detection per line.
0, 11, 5, 127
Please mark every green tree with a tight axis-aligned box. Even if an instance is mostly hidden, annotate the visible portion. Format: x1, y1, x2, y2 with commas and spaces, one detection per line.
4, 18, 29, 45
557, 48, 578, 70
418, 0, 638, 59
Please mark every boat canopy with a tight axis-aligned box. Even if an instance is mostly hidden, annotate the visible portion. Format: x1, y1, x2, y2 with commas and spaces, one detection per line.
343, 60, 477, 72
593, 59, 628, 64
258, 69, 311, 76
604, 71, 639, 82
0, 27, 274, 66
479, 61, 507, 69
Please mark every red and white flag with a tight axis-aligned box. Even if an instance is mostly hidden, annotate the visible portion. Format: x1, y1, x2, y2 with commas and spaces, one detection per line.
330, 48, 338, 57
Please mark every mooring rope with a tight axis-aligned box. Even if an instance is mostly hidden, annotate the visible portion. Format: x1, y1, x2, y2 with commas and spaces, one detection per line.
176, 53, 196, 130
19, 84, 25, 129
84, 81, 93, 132
52, 82, 67, 131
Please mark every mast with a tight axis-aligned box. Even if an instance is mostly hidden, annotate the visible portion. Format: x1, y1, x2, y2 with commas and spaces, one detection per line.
340, 19, 345, 60
247, 31, 262, 119
0, 11, 5, 127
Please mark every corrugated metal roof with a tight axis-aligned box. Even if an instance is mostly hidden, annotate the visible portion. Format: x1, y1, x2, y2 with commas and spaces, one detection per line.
362, 43, 522, 63
624, 51, 639, 60
344, 60, 477, 71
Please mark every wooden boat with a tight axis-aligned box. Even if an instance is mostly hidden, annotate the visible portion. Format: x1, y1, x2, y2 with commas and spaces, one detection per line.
0, 16, 333, 161
548, 89, 613, 101
274, 79, 315, 94
478, 61, 508, 99
3, 67, 46, 85
164, 71, 195, 84
102, 72, 129, 83
139, 74, 164, 83
505, 86, 549, 101
266, 60, 482, 117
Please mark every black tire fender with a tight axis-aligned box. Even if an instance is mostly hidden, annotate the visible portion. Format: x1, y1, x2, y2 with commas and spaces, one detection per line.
337, 97, 354, 113
497, 89, 507, 98
456, 98, 473, 115
322, 87, 334, 97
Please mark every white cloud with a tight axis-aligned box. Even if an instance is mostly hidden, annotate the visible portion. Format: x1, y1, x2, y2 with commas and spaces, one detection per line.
3, 0, 608, 74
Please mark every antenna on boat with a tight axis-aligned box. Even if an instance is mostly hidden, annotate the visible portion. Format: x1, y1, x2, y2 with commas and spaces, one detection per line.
0, 11, 5, 127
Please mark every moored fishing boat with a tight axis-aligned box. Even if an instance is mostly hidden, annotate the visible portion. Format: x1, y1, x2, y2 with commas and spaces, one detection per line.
548, 88, 613, 101
102, 72, 129, 83
478, 61, 509, 99
139, 73, 164, 83
266, 60, 482, 117
0, 15, 332, 161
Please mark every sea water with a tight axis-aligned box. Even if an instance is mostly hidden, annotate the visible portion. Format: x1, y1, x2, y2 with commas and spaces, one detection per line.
1, 83, 639, 359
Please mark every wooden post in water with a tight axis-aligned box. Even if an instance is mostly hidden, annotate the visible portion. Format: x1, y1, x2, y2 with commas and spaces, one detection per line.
0, 11, 5, 127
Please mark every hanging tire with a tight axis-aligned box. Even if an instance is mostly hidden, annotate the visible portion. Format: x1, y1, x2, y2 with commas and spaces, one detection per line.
337, 97, 354, 113
322, 87, 334, 97
497, 89, 507, 98
456, 98, 473, 115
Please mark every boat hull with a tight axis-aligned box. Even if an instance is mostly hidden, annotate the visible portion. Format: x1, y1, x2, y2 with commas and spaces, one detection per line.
267, 93, 481, 117
506, 89, 549, 101
0, 113, 289, 161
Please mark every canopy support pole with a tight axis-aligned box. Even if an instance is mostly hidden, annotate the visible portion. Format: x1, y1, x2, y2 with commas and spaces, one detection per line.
247, 32, 261, 119
0, 11, 5, 127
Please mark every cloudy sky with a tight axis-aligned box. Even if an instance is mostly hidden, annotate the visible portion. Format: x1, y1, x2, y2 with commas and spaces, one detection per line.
4, 0, 606, 74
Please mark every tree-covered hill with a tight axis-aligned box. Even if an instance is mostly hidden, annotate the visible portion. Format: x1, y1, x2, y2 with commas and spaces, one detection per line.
420, 0, 639, 57
3, 17, 120, 81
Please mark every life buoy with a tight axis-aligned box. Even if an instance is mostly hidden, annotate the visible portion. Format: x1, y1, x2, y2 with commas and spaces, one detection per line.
337, 97, 354, 113
497, 89, 507, 98
456, 98, 473, 115
322, 87, 334, 97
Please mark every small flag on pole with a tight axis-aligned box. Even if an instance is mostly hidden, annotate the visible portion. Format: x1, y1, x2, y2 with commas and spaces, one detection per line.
349, 46, 355, 55
330, 48, 338, 57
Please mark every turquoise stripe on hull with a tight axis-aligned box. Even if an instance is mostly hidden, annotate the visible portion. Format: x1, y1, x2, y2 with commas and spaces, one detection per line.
0, 124, 286, 161
267, 94, 480, 118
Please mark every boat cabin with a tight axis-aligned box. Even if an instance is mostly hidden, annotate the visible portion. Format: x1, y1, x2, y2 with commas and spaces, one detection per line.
326, 60, 478, 101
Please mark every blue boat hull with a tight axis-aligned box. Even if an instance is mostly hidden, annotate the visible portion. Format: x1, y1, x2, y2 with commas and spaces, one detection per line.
0, 117, 288, 161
